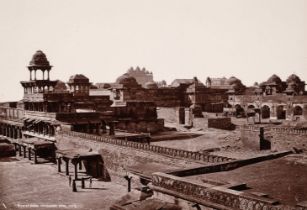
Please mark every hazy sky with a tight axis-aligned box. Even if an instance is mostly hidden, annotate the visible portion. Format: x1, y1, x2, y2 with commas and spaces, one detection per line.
0, 0, 306, 101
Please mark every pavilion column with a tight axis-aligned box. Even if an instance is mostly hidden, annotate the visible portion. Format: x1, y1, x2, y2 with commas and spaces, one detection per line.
28, 148, 32, 160
34, 70, 37, 80
42, 70, 45, 80
13, 128, 17, 139
11, 127, 14, 138
23, 146, 27, 158
47, 70, 50, 80
74, 162, 78, 180
19, 129, 22, 138
14, 143, 18, 154
57, 157, 62, 172
65, 159, 69, 175
6, 126, 9, 137
7, 126, 10, 138
34, 150, 38, 164
46, 125, 50, 136
19, 144, 22, 156
29, 70, 32, 80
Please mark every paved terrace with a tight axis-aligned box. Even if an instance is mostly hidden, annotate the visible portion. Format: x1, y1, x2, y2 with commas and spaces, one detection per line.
0, 157, 128, 210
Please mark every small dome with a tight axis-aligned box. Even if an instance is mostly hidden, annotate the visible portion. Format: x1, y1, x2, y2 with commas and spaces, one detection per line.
227, 76, 240, 85
68, 74, 89, 83
267, 74, 282, 84
145, 81, 158, 89
116, 74, 138, 86
54, 80, 67, 92
28, 50, 52, 70
286, 74, 301, 84
28, 50, 51, 69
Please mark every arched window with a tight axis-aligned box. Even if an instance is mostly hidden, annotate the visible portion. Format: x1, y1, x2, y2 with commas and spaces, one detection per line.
293, 106, 303, 116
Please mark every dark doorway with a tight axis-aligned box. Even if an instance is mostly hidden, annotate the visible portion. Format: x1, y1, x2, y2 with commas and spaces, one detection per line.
261, 105, 270, 119
277, 105, 286, 119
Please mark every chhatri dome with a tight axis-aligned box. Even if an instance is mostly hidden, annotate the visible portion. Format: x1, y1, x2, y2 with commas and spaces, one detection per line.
286, 74, 301, 84
116, 74, 138, 86
28, 50, 52, 70
266, 74, 282, 84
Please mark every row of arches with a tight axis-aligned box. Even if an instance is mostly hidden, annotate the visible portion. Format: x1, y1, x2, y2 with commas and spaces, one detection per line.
234, 104, 303, 119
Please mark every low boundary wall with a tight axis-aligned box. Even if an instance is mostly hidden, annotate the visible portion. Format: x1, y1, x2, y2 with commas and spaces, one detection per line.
57, 131, 235, 163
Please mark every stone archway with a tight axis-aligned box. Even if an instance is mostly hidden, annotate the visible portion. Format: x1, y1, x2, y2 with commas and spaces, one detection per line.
277, 105, 286, 119
261, 105, 270, 119
235, 104, 245, 117
293, 106, 303, 116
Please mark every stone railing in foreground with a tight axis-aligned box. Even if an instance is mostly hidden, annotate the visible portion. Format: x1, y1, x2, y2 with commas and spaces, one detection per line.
57, 130, 235, 163
151, 172, 293, 210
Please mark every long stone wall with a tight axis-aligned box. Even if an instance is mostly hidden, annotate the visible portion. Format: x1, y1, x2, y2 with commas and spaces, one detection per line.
57, 131, 234, 163
241, 125, 307, 151
151, 172, 301, 210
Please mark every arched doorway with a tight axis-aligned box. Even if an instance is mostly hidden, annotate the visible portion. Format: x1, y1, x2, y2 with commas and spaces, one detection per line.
277, 105, 286, 119
261, 105, 270, 119
235, 104, 245, 117
293, 106, 303, 116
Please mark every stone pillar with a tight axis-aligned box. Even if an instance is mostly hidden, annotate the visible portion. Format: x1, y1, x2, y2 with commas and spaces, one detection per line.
19, 144, 22, 156
34, 150, 38, 164
23, 146, 27, 158
57, 158, 62, 172
65, 160, 69, 175
74, 163, 78, 180
28, 148, 31, 160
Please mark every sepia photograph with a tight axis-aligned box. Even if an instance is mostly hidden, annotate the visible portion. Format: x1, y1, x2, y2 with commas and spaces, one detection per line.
0, 0, 307, 209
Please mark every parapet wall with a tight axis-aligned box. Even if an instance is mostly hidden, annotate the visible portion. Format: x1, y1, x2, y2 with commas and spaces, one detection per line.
56, 131, 234, 164
241, 125, 307, 151
151, 172, 292, 210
